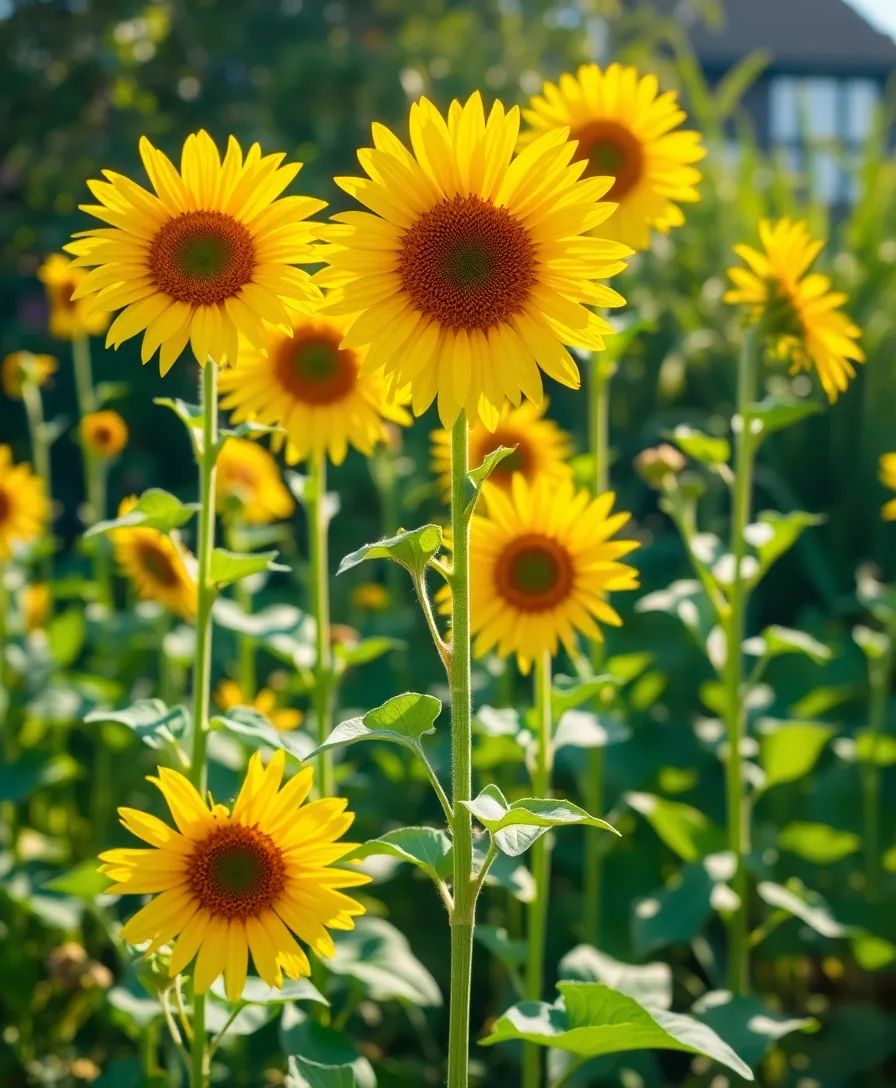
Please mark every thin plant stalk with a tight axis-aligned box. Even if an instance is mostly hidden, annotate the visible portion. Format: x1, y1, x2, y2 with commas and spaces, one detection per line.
236, 577, 257, 699
523, 649, 553, 1088
21, 378, 54, 592
862, 617, 896, 902
447, 410, 474, 1088
309, 448, 334, 799
72, 335, 97, 417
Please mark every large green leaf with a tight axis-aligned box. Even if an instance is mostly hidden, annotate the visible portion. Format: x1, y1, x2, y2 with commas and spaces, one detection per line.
209, 977, 328, 1008
558, 946, 672, 1010
691, 991, 815, 1068
344, 826, 451, 885
280, 1008, 375, 1088
633, 854, 736, 955
758, 720, 834, 790
778, 822, 861, 864
337, 524, 442, 581
327, 917, 442, 1007
85, 488, 198, 537
211, 708, 314, 762
625, 793, 724, 862
286, 1057, 356, 1088
309, 693, 441, 757
85, 699, 189, 751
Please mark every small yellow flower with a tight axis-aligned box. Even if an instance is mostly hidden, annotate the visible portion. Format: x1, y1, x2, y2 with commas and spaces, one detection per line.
215, 438, 295, 525
112, 496, 196, 619
351, 582, 390, 612
725, 218, 865, 402
2, 352, 58, 400
215, 679, 303, 732
0, 445, 49, 560
81, 410, 129, 458
881, 454, 896, 521
98, 751, 369, 1001
23, 583, 51, 631
37, 254, 110, 340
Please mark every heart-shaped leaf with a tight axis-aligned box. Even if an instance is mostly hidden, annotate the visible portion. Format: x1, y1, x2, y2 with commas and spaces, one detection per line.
211, 707, 315, 762
209, 549, 289, 588
758, 720, 834, 790
345, 827, 451, 885
85, 699, 189, 751
309, 693, 441, 758
337, 524, 442, 580
558, 946, 672, 1010
86, 489, 198, 538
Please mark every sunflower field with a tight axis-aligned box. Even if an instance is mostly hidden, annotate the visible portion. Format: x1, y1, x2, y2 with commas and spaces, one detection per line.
2, 1, 896, 1086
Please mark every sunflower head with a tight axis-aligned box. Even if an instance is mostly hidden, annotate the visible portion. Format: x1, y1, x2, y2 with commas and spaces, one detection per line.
523, 64, 706, 252
98, 750, 369, 1001
2, 352, 58, 400
880, 453, 896, 522
0, 445, 49, 560
214, 678, 303, 732
351, 582, 391, 613
215, 437, 295, 525
23, 582, 51, 632
37, 254, 110, 340
725, 218, 865, 403
81, 410, 128, 458
65, 131, 325, 376
112, 495, 196, 619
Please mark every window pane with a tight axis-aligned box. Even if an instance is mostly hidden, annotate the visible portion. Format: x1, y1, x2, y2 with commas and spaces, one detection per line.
769, 76, 798, 142
845, 79, 879, 144
801, 77, 839, 140
811, 149, 842, 204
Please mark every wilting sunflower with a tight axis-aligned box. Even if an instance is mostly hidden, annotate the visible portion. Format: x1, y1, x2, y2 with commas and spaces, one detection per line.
881, 454, 896, 521
725, 218, 864, 402
0, 445, 48, 560
431, 399, 572, 499
98, 750, 369, 1000
2, 352, 58, 400
461, 475, 639, 672
316, 92, 630, 429
112, 496, 196, 619
37, 254, 109, 340
215, 679, 303, 732
65, 131, 324, 375
523, 64, 705, 252
81, 410, 128, 458
218, 309, 410, 465
216, 437, 295, 525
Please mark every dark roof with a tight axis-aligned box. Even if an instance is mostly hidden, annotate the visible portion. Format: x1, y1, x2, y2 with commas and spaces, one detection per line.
655, 0, 896, 72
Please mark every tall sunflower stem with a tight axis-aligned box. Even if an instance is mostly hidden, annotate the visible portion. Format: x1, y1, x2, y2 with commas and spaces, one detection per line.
22, 379, 54, 594
72, 334, 97, 417
862, 615, 896, 902
447, 411, 474, 1088
309, 448, 334, 798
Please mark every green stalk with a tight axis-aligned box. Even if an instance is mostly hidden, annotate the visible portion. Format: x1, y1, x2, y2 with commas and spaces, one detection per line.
447, 411, 474, 1088
236, 577, 257, 699
72, 335, 97, 416
21, 379, 54, 592
523, 650, 553, 1088
309, 448, 334, 798
862, 617, 896, 902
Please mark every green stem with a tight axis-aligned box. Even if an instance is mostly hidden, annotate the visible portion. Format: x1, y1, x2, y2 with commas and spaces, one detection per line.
863, 618, 896, 902
236, 574, 256, 700
447, 411, 474, 1088
21, 380, 54, 592
524, 650, 553, 1088
72, 335, 97, 417
310, 448, 334, 798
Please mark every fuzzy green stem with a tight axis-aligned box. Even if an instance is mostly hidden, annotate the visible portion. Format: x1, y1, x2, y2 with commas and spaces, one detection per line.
22, 379, 54, 592
447, 411, 474, 1088
863, 618, 896, 902
72, 335, 97, 417
310, 448, 334, 798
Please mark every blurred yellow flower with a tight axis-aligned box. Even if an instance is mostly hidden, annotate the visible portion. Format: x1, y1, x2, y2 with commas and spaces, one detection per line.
725, 219, 864, 402
214, 679, 303, 731
881, 454, 896, 521
81, 410, 128, 458
351, 582, 390, 612
523, 63, 705, 252
0, 445, 48, 560
37, 254, 109, 340
431, 399, 572, 500
215, 437, 295, 525
112, 496, 196, 619
2, 352, 58, 400
218, 310, 410, 466
316, 92, 629, 430
98, 751, 369, 1001
65, 131, 324, 375
23, 582, 50, 631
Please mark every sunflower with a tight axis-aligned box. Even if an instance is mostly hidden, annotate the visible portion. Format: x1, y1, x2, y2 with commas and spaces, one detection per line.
431, 399, 572, 500
65, 131, 324, 375
98, 750, 369, 1001
0, 445, 48, 560
725, 219, 865, 402
2, 352, 58, 400
316, 92, 630, 429
81, 410, 128, 458
216, 437, 295, 525
522, 64, 705, 252
22, 583, 51, 632
112, 496, 196, 619
351, 582, 390, 613
215, 679, 303, 732
881, 454, 896, 521
37, 254, 110, 340
457, 475, 639, 672
218, 309, 411, 465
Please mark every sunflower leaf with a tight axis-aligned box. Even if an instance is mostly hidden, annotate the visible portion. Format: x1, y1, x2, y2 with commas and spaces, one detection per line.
744, 510, 825, 583
691, 991, 815, 1069
308, 693, 442, 757
85, 488, 199, 538
466, 445, 517, 491
344, 827, 452, 885
286, 1057, 356, 1088
208, 548, 290, 588
744, 395, 821, 444
337, 524, 442, 580
666, 425, 731, 467
211, 707, 315, 762
85, 698, 190, 751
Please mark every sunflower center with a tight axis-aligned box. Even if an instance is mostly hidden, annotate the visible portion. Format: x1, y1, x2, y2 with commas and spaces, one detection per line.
137, 542, 180, 587
0, 488, 9, 527
491, 431, 530, 479
188, 824, 287, 918
572, 120, 644, 200
93, 426, 112, 446
496, 533, 574, 612
275, 329, 358, 405
399, 194, 536, 332
149, 211, 255, 305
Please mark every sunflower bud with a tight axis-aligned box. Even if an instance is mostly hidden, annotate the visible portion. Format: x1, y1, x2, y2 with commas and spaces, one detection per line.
634, 444, 686, 490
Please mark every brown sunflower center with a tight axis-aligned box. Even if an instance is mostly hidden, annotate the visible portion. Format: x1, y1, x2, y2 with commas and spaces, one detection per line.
187, 824, 287, 918
149, 211, 256, 305
399, 194, 536, 332
495, 533, 574, 612
137, 541, 180, 587
572, 120, 644, 200
92, 426, 112, 447
275, 328, 358, 405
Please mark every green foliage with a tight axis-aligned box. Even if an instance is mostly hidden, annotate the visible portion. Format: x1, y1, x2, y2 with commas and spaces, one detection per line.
86, 488, 198, 537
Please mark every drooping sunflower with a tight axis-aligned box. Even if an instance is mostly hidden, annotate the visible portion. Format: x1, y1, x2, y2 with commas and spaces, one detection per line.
215, 679, 303, 732
881, 454, 896, 521
725, 218, 865, 402
316, 92, 630, 429
215, 437, 295, 525
522, 64, 705, 252
98, 750, 369, 1001
81, 410, 129, 459
2, 352, 58, 400
112, 496, 196, 619
37, 254, 110, 340
218, 309, 411, 465
0, 445, 49, 560
65, 131, 324, 375
431, 399, 573, 500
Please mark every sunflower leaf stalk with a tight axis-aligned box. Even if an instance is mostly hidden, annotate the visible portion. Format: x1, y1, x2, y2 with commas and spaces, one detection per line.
309, 448, 335, 799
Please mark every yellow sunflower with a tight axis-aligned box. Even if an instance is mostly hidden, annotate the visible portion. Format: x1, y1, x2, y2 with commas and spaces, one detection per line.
23, 583, 51, 632
98, 750, 369, 1001
215, 679, 303, 732
215, 437, 295, 525
112, 496, 196, 619
351, 582, 390, 613
316, 92, 630, 429
522, 63, 705, 252
218, 309, 411, 465
881, 454, 896, 521
2, 352, 58, 400
0, 445, 49, 560
725, 218, 865, 402
37, 254, 110, 340
459, 474, 639, 672
81, 410, 129, 458
65, 131, 324, 375
431, 399, 572, 500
